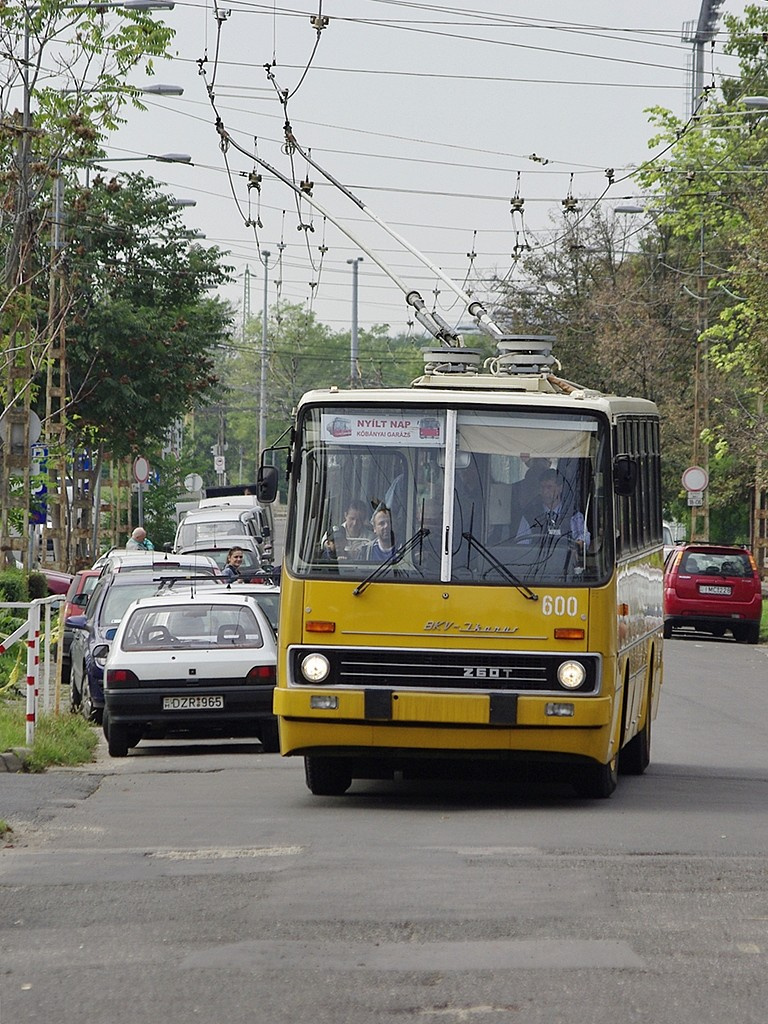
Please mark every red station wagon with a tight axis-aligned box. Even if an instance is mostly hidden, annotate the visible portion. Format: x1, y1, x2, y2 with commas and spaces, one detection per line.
663, 543, 763, 644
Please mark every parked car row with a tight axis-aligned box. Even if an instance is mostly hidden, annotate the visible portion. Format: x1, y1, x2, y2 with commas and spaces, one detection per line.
60, 544, 282, 757
663, 542, 762, 644
173, 495, 274, 568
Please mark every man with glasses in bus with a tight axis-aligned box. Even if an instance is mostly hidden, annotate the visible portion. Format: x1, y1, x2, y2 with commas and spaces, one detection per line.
516, 469, 590, 549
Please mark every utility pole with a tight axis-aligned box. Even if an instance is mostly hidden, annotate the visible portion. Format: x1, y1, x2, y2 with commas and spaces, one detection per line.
242, 264, 251, 344
347, 257, 363, 387
0, 11, 35, 569
690, 220, 710, 542
753, 394, 767, 576
259, 251, 271, 456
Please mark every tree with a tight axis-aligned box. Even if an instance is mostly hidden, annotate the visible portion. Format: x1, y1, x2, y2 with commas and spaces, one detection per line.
191, 303, 425, 490
1, 0, 176, 564
64, 172, 233, 457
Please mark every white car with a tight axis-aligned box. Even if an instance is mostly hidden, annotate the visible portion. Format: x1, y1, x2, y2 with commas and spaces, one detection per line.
101, 589, 278, 757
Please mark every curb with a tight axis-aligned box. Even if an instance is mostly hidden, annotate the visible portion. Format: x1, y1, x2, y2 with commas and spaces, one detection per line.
0, 748, 32, 773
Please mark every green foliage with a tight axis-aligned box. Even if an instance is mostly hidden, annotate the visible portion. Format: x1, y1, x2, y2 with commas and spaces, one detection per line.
0, 703, 98, 771
190, 303, 424, 490
141, 455, 186, 550
0, 570, 29, 603
64, 173, 234, 456
27, 572, 48, 600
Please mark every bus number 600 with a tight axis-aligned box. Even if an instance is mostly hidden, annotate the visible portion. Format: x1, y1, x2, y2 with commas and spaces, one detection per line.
542, 595, 579, 617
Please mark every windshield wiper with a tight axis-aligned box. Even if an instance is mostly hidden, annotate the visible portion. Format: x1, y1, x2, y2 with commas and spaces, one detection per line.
461, 532, 538, 601
353, 528, 430, 596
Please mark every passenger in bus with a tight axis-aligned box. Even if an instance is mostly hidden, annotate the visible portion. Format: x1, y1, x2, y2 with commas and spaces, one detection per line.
337, 499, 373, 557
516, 469, 590, 547
366, 507, 396, 562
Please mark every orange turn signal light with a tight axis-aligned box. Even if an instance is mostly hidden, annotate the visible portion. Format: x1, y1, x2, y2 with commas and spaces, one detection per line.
306, 620, 336, 633
553, 628, 585, 640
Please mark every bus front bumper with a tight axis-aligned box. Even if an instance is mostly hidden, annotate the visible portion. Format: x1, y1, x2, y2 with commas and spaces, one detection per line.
274, 687, 613, 759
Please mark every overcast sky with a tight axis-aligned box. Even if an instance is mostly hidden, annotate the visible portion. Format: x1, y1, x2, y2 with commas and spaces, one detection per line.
103, 1, 750, 337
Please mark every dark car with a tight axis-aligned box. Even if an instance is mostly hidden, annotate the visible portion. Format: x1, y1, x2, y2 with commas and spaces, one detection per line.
663, 543, 763, 643
69, 560, 224, 723
60, 569, 101, 684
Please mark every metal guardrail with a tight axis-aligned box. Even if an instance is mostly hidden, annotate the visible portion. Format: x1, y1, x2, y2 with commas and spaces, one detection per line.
1, 595, 65, 744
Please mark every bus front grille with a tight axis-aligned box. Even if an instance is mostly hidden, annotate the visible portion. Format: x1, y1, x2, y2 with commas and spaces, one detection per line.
289, 647, 599, 694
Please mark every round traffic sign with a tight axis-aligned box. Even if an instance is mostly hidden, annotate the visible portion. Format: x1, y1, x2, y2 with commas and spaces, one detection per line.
133, 456, 150, 484
184, 472, 203, 492
682, 465, 708, 492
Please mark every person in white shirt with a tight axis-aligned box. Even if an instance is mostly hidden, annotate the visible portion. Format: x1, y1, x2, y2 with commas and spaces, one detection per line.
126, 527, 154, 550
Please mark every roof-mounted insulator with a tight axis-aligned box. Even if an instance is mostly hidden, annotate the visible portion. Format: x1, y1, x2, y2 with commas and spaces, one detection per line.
421, 347, 483, 375
489, 335, 557, 376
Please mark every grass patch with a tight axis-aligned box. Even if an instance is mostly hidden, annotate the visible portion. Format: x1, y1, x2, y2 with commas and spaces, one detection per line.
0, 702, 98, 772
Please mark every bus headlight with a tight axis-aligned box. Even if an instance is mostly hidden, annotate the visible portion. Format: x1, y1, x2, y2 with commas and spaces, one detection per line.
301, 653, 330, 683
557, 660, 586, 690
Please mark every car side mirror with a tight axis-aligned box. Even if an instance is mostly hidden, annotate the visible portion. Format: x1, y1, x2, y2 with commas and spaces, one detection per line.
72, 593, 89, 608
67, 614, 88, 629
613, 455, 638, 497
257, 465, 279, 504
92, 644, 111, 667
105, 627, 117, 641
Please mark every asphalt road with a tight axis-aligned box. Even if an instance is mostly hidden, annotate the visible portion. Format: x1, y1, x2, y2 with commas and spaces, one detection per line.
1, 635, 767, 1024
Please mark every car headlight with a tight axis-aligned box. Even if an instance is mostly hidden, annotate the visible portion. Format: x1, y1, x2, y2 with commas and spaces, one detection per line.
557, 660, 586, 690
301, 653, 330, 683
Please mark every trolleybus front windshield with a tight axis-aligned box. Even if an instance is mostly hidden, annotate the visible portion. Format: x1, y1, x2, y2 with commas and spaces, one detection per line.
288, 406, 612, 586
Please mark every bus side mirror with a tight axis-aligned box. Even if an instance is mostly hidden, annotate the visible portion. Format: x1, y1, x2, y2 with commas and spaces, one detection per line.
613, 455, 638, 496
257, 465, 279, 504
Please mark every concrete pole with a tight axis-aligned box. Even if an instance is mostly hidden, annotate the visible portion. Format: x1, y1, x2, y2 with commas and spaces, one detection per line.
347, 257, 363, 386
259, 252, 271, 456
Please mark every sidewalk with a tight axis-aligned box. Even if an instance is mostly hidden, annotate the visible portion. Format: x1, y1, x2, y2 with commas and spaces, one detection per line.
0, 748, 32, 773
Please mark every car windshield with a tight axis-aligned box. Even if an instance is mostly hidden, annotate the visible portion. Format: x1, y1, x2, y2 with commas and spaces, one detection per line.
682, 551, 752, 577
100, 583, 171, 626
176, 519, 247, 547
122, 603, 265, 650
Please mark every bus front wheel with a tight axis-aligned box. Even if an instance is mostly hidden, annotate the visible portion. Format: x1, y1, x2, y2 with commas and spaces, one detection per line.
573, 755, 618, 799
304, 756, 352, 796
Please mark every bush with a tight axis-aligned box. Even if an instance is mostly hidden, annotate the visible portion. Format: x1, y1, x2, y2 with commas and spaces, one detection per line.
28, 572, 48, 599
0, 569, 28, 603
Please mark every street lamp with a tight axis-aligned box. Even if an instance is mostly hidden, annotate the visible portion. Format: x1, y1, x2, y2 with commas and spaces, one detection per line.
1, 0, 179, 571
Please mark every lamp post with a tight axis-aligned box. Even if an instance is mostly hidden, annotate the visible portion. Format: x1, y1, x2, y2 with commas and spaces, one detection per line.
259, 251, 271, 457
347, 257, 363, 387
1, 0, 177, 570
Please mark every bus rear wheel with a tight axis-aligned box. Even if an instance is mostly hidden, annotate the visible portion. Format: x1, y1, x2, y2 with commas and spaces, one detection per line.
573, 755, 618, 799
304, 756, 352, 796
620, 708, 651, 775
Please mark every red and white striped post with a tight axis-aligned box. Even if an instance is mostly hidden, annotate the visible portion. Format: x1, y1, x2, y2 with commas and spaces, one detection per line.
26, 600, 41, 745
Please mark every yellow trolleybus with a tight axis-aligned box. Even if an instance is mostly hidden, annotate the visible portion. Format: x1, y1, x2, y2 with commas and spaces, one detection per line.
260, 339, 663, 799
